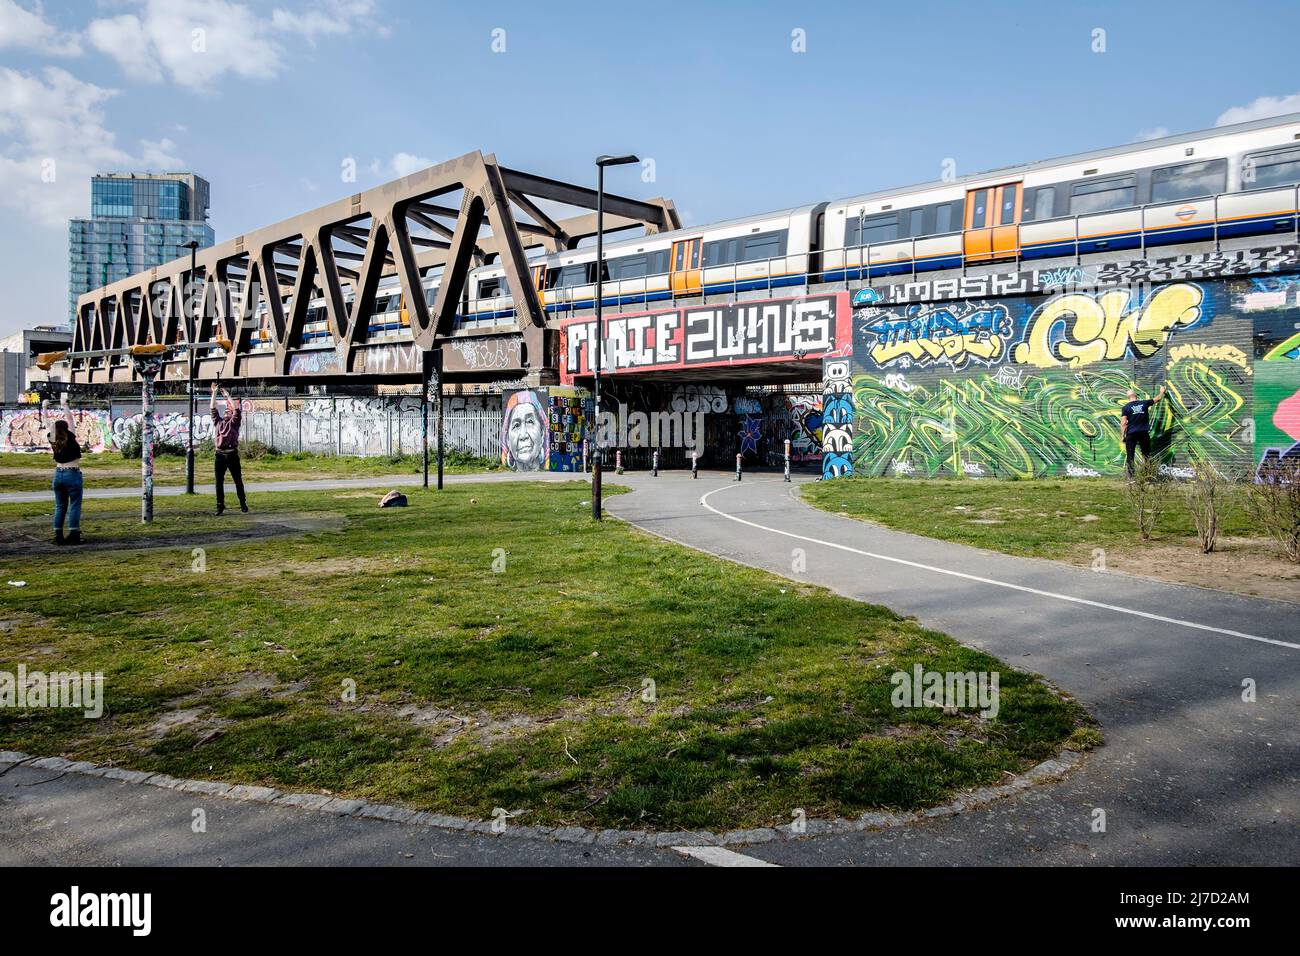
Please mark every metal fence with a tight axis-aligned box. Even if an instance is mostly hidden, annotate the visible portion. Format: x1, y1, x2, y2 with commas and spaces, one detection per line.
243, 409, 503, 459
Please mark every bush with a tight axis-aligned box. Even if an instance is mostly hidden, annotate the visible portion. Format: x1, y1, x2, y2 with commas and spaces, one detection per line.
1125, 453, 1170, 541
239, 440, 278, 460
1182, 453, 1225, 554
1245, 458, 1300, 563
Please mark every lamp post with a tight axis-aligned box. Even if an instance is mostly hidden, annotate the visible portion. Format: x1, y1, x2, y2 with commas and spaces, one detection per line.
183, 239, 200, 494
591, 153, 638, 521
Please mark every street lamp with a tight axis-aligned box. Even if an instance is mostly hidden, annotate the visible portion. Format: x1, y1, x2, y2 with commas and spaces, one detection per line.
183, 239, 200, 494
591, 153, 638, 522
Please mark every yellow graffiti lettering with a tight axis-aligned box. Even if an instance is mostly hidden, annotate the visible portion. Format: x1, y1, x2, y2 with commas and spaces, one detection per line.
1013, 283, 1203, 369
1168, 342, 1251, 373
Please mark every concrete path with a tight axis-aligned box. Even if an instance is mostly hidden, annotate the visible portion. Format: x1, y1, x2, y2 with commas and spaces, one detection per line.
3, 470, 1296, 866
605, 474, 1299, 865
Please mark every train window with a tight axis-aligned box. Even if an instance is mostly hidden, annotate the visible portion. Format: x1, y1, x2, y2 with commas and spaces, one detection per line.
908, 209, 924, 236
548, 263, 591, 287
844, 215, 898, 247
1032, 187, 1055, 221
935, 204, 954, 233
999, 185, 1019, 224
478, 276, 509, 298
1151, 159, 1226, 203
704, 230, 788, 265
1243, 147, 1300, 189
1069, 175, 1136, 215
606, 249, 670, 280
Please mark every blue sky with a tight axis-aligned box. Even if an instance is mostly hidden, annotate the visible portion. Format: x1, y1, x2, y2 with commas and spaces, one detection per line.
2, 0, 1299, 337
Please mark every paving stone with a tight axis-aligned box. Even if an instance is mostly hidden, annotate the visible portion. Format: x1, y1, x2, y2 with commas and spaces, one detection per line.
356, 803, 419, 824
176, 780, 233, 797
225, 784, 281, 802
318, 797, 366, 816
144, 773, 185, 789
101, 768, 154, 784
0, 751, 30, 763
271, 792, 335, 811
27, 756, 74, 772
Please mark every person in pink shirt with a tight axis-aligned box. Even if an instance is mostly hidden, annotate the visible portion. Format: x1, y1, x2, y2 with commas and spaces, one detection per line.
210, 384, 249, 515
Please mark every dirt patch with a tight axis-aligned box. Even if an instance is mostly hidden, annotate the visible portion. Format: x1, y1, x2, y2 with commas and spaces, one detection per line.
234, 555, 391, 581
1076, 536, 1300, 604
0, 512, 347, 559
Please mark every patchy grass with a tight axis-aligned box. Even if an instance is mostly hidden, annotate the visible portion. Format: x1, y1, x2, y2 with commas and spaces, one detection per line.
0, 449, 501, 492
0, 483, 1091, 831
802, 477, 1299, 602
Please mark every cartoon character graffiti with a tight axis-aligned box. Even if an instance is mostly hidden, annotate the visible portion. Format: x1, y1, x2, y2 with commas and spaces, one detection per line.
822, 358, 854, 478
501, 390, 549, 471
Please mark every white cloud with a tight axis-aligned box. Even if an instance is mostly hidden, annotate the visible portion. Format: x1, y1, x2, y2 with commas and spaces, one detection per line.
1216, 93, 1300, 127
391, 152, 432, 177
271, 0, 380, 43
0, 66, 184, 228
0, 0, 82, 56
1133, 126, 1170, 142
86, 0, 382, 89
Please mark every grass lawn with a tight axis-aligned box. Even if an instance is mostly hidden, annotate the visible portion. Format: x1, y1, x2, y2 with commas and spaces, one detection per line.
0, 449, 500, 493
0, 482, 1094, 832
802, 478, 1300, 603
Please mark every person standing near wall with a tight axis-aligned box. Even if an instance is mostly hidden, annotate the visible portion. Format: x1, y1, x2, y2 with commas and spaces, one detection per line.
49, 415, 83, 545
1120, 383, 1167, 478
211, 384, 249, 515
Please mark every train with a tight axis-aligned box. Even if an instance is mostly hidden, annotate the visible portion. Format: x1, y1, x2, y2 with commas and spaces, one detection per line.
246, 111, 1300, 349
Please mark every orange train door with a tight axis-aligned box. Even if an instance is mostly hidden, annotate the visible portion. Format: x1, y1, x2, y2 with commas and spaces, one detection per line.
532, 265, 547, 308
963, 182, 1022, 263
670, 237, 702, 295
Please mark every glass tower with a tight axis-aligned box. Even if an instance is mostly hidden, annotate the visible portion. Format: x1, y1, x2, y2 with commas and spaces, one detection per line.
67, 173, 214, 328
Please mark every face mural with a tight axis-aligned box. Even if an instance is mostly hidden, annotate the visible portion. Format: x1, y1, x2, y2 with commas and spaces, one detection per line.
501, 390, 549, 471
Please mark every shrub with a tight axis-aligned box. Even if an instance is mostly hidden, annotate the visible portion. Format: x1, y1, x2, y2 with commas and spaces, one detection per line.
239, 440, 277, 460
1245, 458, 1300, 563
1182, 453, 1225, 554
1125, 453, 1170, 541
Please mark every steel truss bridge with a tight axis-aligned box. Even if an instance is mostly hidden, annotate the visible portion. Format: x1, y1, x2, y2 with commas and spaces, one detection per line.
68, 152, 678, 390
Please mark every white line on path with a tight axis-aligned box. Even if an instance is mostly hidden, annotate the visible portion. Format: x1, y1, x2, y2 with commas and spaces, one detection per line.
699, 482, 1300, 652
671, 846, 780, 867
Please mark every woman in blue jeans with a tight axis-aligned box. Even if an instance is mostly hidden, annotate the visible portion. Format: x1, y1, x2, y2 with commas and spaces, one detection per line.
50, 418, 83, 545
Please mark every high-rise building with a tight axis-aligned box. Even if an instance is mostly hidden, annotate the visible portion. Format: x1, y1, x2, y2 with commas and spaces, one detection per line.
67, 172, 215, 327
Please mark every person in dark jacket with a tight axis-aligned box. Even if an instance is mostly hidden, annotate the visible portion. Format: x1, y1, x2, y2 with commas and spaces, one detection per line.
49, 416, 83, 545
211, 384, 248, 514
1120, 383, 1168, 477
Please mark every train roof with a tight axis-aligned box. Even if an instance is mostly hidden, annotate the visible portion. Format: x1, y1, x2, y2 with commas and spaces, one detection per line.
827, 111, 1300, 210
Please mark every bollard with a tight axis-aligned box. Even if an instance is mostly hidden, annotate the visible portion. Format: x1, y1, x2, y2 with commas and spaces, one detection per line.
616, 449, 624, 475
735, 452, 743, 482
784, 438, 791, 483
652, 448, 659, 477
691, 450, 699, 479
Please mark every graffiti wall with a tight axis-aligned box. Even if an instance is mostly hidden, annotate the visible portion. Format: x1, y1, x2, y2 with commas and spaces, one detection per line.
1, 395, 503, 459
0, 408, 111, 453
831, 275, 1300, 479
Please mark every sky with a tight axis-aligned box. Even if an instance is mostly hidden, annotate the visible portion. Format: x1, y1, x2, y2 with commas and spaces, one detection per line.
2, 0, 1300, 338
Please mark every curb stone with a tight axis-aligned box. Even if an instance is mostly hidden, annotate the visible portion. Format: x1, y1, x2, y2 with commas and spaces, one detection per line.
0, 748, 1086, 847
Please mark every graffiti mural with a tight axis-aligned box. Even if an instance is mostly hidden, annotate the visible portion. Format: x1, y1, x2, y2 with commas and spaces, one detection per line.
545, 387, 589, 472
834, 276, 1287, 479
860, 301, 1013, 370
1012, 283, 1205, 369
0, 408, 110, 453
501, 389, 549, 471
822, 358, 854, 478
